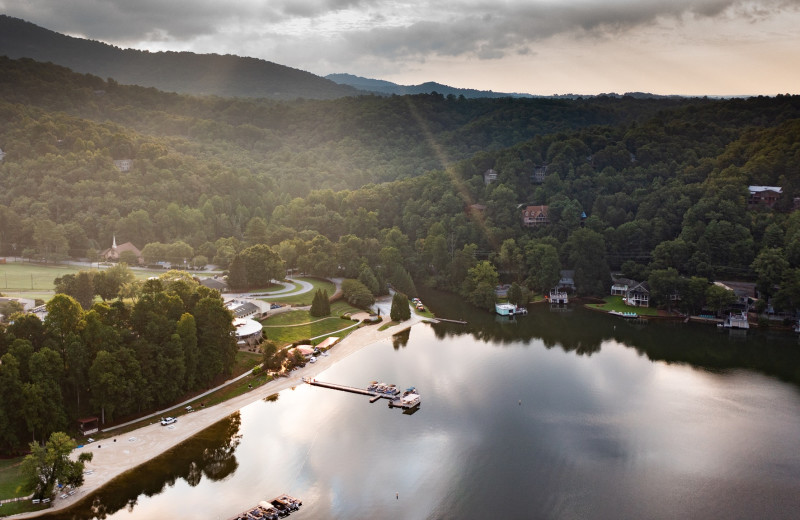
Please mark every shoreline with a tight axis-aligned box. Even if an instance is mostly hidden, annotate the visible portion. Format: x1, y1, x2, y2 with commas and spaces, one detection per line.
10, 308, 427, 519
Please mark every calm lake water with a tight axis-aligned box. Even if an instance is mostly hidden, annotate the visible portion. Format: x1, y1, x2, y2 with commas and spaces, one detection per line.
48, 292, 800, 520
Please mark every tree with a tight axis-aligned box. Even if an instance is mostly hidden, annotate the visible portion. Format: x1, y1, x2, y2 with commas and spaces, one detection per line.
94, 263, 135, 301
341, 279, 375, 309
751, 248, 789, 301
239, 244, 284, 288
706, 284, 736, 315
681, 277, 709, 315
310, 289, 330, 317
357, 264, 381, 295
193, 297, 237, 386
177, 313, 199, 391
525, 242, 561, 293
648, 268, 681, 310
21, 431, 93, 499
389, 265, 417, 298
564, 228, 610, 297
0, 353, 24, 452
463, 261, 499, 311
390, 292, 411, 321
262, 340, 281, 371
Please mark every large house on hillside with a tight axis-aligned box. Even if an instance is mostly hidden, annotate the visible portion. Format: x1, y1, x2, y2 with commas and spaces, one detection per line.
101, 236, 143, 264
522, 205, 550, 227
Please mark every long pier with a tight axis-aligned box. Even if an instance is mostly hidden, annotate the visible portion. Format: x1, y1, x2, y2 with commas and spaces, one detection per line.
304, 378, 374, 397
435, 317, 468, 325
303, 377, 420, 409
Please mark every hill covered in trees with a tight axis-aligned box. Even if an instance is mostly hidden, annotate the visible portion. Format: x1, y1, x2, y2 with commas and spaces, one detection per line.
0, 15, 359, 100
1, 55, 799, 315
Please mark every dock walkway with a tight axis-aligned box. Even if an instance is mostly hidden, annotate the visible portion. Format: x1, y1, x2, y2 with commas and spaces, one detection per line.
303, 377, 420, 409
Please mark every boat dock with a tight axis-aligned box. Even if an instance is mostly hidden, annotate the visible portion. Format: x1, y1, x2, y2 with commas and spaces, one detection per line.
304, 378, 421, 409
435, 317, 467, 325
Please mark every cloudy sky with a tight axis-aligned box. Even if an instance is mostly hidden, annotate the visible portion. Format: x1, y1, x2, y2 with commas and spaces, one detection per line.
3, 0, 800, 95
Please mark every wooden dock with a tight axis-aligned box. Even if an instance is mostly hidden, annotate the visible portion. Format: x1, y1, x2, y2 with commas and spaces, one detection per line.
303, 377, 420, 409
304, 378, 374, 397
435, 317, 467, 325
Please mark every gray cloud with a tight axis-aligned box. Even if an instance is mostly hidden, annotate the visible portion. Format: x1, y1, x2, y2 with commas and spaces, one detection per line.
2, 0, 798, 65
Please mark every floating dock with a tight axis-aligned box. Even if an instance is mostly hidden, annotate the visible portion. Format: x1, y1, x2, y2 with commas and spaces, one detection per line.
304, 378, 420, 409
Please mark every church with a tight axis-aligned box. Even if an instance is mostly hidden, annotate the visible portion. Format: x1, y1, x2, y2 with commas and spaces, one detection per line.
101, 236, 143, 264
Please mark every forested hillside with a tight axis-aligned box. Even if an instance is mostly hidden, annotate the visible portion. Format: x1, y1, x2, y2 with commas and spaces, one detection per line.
1, 56, 799, 315
0, 56, 696, 257
0, 15, 359, 100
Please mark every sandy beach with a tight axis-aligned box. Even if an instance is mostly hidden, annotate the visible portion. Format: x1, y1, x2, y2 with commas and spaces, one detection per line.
11, 309, 427, 519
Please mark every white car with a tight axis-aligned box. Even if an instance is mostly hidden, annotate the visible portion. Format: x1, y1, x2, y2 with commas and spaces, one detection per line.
160, 417, 177, 426
309, 356, 317, 363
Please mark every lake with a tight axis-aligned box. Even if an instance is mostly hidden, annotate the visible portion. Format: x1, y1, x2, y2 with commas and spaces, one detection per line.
47, 292, 800, 519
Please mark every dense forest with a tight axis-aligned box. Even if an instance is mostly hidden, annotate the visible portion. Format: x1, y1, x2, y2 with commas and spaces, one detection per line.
0, 271, 237, 455
1, 56, 800, 311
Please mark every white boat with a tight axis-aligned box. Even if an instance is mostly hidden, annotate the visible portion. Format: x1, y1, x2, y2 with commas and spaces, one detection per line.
496, 303, 516, 315
495, 303, 527, 316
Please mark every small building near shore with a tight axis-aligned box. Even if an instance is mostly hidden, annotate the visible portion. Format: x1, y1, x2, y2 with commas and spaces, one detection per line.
234, 317, 263, 347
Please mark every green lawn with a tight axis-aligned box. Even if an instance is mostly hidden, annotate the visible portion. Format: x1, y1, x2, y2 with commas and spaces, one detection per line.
261, 308, 360, 345
0, 457, 27, 499
586, 295, 659, 316
0, 261, 182, 301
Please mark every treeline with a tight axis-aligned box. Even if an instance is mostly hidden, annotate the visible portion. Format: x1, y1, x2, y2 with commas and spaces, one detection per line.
0, 272, 236, 455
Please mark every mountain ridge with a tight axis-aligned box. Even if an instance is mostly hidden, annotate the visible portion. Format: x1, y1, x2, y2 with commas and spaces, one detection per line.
0, 15, 359, 100
326, 73, 536, 98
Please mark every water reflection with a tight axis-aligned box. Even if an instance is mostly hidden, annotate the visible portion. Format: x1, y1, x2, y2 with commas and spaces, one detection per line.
36, 290, 800, 520
419, 286, 800, 387
47, 414, 242, 519
392, 328, 410, 350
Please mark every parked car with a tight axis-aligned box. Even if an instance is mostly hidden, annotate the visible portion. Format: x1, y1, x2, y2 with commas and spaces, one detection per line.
160, 417, 177, 426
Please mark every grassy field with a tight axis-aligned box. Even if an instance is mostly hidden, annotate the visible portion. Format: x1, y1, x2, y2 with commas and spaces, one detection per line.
0, 458, 26, 499
0, 262, 180, 301
262, 312, 358, 345
260, 298, 364, 345
586, 295, 659, 316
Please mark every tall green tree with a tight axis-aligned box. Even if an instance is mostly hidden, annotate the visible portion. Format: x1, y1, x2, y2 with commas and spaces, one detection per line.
525, 242, 561, 293
564, 228, 610, 297
21, 431, 93, 499
463, 260, 499, 311
390, 292, 411, 321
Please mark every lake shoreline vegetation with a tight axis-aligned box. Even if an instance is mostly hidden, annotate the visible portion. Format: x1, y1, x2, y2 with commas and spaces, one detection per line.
2, 51, 800, 514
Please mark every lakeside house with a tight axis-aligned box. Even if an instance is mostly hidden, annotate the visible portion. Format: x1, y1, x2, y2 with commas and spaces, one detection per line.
483, 168, 498, 185
611, 276, 650, 307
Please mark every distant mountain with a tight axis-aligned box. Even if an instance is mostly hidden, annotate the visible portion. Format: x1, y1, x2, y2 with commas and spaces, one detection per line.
326, 73, 535, 99
0, 15, 359, 100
